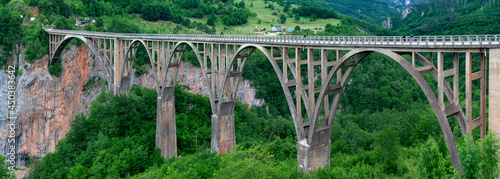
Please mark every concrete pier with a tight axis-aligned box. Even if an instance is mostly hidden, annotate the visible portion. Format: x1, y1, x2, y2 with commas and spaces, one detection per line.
489, 49, 500, 138
156, 86, 177, 158
211, 101, 236, 154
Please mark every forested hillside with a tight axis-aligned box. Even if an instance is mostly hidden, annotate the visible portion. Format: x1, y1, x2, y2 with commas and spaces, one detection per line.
389, 0, 500, 35
0, 0, 500, 178
287, 0, 397, 24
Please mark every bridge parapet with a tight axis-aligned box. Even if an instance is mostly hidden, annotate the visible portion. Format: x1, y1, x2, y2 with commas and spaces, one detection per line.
45, 29, 500, 49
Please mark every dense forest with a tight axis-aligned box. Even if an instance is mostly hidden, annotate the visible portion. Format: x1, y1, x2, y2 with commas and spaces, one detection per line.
0, 0, 500, 178
390, 0, 500, 35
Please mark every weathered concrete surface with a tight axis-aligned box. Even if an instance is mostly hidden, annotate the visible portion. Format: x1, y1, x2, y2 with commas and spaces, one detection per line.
489, 48, 500, 139
296, 138, 331, 173
211, 101, 236, 154
156, 86, 176, 158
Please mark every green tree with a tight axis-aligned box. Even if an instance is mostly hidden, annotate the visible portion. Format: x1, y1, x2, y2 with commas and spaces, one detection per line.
284, 2, 290, 12
310, 14, 317, 21
480, 132, 500, 179
280, 14, 286, 24
95, 17, 104, 28
294, 14, 300, 21
458, 134, 483, 178
374, 125, 403, 174
68, 165, 88, 179
417, 136, 447, 178
141, 3, 160, 22
107, 18, 140, 33
294, 25, 300, 32
207, 13, 216, 26
325, 23, 334, 33
0, 5, 22, 67
458, 132, 500, 179
48, 60, 63, 77
0, 155, 13, 178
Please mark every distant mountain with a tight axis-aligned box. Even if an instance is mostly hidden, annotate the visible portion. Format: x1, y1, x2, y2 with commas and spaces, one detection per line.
386, 0, 500, 35
384, 0, 426, 8
288, 0, 425, 24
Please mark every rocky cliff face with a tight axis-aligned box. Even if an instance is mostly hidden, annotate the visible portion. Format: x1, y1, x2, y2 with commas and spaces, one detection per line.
0, 45, 263, 177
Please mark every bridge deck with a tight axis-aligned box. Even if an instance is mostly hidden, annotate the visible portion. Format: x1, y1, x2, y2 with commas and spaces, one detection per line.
45, 29, 500, 49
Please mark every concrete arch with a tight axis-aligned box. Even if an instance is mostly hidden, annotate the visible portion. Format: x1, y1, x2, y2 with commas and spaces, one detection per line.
217, 44, 305, 140
161, 41, 215, 112
50, 35, 112, 89
310, 48, 460, 170
118, 39, 157, 92
50, 35, 90, 65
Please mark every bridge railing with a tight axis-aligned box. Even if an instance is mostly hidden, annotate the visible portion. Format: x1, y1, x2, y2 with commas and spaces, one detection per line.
45, 29, 500, 47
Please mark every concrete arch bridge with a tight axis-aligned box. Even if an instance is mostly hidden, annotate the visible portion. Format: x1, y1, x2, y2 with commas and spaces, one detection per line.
45, 29, 500, 173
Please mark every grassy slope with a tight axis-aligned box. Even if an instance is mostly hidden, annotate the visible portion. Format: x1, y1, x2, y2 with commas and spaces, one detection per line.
59, 0, 341, 35
188, 0, 341, 35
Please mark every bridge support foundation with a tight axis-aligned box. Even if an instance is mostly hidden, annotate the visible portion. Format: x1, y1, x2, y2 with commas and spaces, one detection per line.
156, 86, 177, 158
118, 77, 131, 94
211, 101, 236, 154
489, 49, 500, 139
297, 139, 331, 173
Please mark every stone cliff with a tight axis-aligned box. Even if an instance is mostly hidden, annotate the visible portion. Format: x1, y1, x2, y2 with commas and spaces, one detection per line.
0, 45, 263, 177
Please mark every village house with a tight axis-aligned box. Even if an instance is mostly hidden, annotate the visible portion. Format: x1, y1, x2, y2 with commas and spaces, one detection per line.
252, 28, 259, 34
272, 25, 283, 32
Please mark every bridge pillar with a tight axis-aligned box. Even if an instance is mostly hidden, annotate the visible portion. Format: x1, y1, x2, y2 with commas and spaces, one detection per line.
118, 77, 131, 94
156, 86, 177, 158
297, 128, 331, 173
211, 101, 236, 154
489, 48, 500, 139
297, 130, 331, 173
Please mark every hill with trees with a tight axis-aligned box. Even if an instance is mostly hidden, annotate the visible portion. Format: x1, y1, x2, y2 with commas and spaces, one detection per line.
388, 0, 500, 35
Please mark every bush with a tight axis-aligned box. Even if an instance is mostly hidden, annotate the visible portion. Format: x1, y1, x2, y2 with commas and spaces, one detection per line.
458, 132, 500, 179
417, 136, 447, 178
48, 60, 63, 77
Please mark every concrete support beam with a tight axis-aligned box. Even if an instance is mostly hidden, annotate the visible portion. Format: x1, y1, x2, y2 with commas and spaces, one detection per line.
489, 49, 500, 139
156, 86, 177, 158
211, 101, 236, 154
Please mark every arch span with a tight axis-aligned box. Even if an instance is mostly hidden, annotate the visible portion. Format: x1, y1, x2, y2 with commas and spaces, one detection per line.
118, 39, 156, 93
217, 44, 305, 141
50, 34, 112, 89
50, 35, 89, 65
310, 48, 460, 170
161, 41, 215, 112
